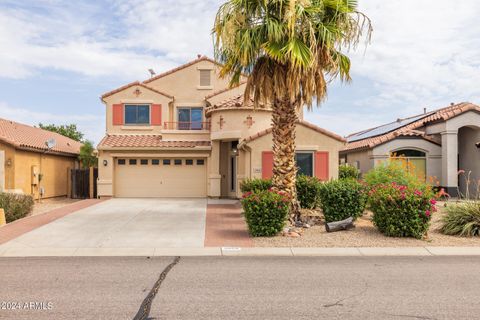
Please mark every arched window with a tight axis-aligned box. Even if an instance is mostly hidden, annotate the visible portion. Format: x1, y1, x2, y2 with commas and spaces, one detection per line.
390, 149, 427, 180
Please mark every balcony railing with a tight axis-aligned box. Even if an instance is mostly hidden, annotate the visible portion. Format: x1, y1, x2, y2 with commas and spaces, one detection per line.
163, 121, 211, 131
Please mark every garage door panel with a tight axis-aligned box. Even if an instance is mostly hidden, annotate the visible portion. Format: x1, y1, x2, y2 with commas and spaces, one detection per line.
115, 159, 207, 198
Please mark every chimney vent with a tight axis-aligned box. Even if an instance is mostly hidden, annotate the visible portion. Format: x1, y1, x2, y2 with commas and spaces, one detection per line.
450, 102, 455, 106
423, 107, 427, 114
197, 54, 202, 58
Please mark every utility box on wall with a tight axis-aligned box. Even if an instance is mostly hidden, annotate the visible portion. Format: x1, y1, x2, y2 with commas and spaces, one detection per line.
31, 165, 39, 186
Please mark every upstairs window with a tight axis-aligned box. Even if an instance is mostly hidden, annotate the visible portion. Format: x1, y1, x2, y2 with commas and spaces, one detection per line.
199, 70, 211, 87
125, 104, 150, 125
177, 107, 203, 130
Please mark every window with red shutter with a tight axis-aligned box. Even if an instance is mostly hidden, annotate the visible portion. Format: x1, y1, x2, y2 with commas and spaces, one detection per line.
112, 104, 123, 125
151, 104, 162, 125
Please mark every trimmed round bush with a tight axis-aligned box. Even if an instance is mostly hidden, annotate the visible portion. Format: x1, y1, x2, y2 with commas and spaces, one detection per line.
339, 164, 360, 180
369, 183, 436, 238
240, 178, 272, 193
0, 192, 34, 223
241, 190, 289, 237
318, 179, 367, 223
441, 201, 480, 237
296, 175, 322, 209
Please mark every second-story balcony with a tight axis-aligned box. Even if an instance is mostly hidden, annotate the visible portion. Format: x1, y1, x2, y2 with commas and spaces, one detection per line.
163, 121, 211, 131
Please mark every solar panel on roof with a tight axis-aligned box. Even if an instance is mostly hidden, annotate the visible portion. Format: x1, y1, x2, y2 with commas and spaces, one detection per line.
347, 113, 431, 142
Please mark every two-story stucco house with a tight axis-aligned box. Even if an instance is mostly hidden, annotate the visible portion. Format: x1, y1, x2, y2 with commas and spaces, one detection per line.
97, 56, 345, 199
341, 102, 480, 197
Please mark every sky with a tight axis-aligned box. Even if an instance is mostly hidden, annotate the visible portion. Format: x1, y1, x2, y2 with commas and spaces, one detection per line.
0, 0, 479, 144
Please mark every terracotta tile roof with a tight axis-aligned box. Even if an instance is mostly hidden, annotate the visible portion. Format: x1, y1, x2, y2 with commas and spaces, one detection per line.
204, 81, 247, 100
205, 94, 270, 116
143, 55, 221, 84
97, 134, 211, 149
0, 118, 82, 156
344, 102, 480, 152
101, 81, 174, 100
240, 120, 346, 145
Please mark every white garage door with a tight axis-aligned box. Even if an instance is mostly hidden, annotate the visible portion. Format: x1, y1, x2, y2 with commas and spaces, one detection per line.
114, 158, 207, 198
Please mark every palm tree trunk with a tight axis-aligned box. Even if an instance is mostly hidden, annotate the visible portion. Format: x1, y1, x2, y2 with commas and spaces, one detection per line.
271, 96, 300, 222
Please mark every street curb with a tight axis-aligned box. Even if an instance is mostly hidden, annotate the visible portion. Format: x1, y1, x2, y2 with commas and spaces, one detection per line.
1, 246, 480, 257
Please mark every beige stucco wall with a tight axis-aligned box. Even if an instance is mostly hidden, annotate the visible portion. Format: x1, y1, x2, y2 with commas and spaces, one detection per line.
342, 149, 374, 177
147, 60, 246, 104
209, 109, 273, 141
245, 124, 344, 181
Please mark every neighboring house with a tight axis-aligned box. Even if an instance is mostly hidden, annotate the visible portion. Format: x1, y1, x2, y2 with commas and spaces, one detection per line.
0, 118, 82, 199
97, 56, 345, 199
341, 102, 480, 196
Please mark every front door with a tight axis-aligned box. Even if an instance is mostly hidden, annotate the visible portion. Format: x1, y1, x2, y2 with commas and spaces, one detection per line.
228, 154, 237, 198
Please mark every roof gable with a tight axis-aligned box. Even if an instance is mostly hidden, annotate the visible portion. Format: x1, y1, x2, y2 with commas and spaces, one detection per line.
101, 81, 173, 100
240, 120, 346, 146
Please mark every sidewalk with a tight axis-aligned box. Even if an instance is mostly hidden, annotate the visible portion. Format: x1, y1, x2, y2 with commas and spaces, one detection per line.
1, 246, 480, 257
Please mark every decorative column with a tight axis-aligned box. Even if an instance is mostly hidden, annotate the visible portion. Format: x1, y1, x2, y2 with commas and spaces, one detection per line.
208, 140, 221, 198
441, 130, 458, 196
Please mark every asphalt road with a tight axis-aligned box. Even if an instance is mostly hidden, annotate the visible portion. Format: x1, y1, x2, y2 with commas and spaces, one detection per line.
1, 256, 480, 320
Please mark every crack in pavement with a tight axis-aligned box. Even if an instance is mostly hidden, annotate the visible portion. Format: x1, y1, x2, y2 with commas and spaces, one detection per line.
133, 256, 181, 320
323, 275, 369, 308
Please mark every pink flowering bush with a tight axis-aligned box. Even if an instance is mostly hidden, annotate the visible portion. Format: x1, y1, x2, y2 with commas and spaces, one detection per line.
241, 189, 290, 237
369, 182, 437, 238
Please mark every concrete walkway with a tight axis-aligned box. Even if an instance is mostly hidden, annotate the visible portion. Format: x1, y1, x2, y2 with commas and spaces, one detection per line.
0, 198, 207, 255
204, 201, 253, 247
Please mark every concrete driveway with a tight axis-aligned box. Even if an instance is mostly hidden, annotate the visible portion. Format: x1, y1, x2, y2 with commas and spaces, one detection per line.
0, 198, 207, 252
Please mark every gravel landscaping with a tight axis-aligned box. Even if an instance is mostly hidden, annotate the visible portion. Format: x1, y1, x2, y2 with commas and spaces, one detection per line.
254, 202, 480, 247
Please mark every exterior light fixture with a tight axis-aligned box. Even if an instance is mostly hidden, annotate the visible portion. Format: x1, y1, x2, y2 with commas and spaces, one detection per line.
103, 160, 108, 166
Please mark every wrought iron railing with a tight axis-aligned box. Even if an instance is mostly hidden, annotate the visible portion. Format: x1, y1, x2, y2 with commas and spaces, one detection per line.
163, 121, 211, 130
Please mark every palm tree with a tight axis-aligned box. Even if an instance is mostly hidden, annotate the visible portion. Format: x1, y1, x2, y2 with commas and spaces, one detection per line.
213, 0, 372, 221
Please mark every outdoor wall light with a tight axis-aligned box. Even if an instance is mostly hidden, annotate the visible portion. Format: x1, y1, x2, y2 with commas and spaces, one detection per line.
103, 160, 108, 166
6, 158, 12, 167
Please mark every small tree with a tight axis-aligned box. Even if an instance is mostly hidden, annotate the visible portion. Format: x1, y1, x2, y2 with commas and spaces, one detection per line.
79, 140, 97, 168
38, 123, 84, 142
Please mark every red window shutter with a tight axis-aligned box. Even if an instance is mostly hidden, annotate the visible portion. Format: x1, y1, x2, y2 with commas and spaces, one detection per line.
112, 104, 123, 125
315, 151, 329, 181
262, 151, 274, 179
151, 104, 162, 125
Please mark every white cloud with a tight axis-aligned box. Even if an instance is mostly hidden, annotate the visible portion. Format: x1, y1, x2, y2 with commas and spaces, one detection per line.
0, 102, 105, 144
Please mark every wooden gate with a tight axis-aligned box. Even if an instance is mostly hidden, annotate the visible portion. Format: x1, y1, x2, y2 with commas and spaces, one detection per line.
71, 168, 98, 199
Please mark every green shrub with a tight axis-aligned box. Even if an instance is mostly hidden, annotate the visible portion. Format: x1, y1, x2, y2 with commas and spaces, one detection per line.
440, 201, 480, 237
369, 182, 436, 238
296, 175, 322, 209
0, 193, 34, 223
240, 178, 272, 193
318, 179, 367, 223
241, 190, 289, 237
339, 164, 360, 180
364, 160, 425, 190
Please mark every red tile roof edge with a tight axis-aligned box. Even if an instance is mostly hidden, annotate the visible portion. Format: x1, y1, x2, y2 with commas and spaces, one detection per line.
100, 81, 174, 100
97, 134, 211, 149
343, 102, 480, 152
0, 118, 82, 156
